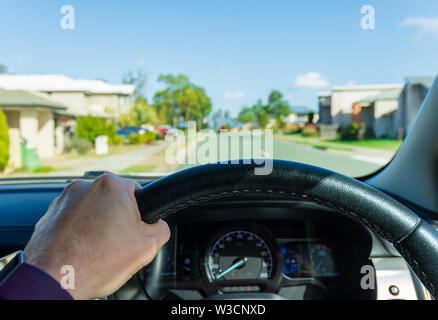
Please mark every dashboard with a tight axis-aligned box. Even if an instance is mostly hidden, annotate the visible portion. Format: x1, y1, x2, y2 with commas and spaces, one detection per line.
134, 202, 375, 300
0, 181, 433, 300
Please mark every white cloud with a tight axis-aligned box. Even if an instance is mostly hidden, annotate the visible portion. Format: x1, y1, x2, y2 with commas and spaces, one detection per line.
223, 91, 245, 99
294, 72, 329, 89
401, 16, 438, 37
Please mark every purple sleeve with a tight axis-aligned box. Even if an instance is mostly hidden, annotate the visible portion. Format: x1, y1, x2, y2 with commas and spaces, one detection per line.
0, 263, 73, 300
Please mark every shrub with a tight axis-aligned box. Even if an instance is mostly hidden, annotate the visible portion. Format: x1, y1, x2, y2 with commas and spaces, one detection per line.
0, 108, 10, 171
110, 135, 124, 145
128, 131, 157, 145
341, 123, 360, 140
301, 126, 319, 137
128, 133, 141, 144
145, 131, 157, 142
76, 115, 117, 145
71, 136, 93, 154
283, 124, 302, 135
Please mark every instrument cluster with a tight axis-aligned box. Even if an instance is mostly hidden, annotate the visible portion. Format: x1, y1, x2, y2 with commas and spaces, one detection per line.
141, 220, 345, 299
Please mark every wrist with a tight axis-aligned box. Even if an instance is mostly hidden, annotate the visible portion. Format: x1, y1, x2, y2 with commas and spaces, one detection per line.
23, 252, 80, 299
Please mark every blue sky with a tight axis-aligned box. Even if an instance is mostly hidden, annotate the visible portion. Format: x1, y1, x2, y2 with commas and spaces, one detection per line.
1, 0, 437, 115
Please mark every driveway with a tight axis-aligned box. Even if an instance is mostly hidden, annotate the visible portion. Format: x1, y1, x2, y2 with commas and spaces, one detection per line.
53, 140, 167, 176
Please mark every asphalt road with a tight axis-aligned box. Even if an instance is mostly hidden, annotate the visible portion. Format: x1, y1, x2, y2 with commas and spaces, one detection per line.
271, 138, 381, 177
53, 137, 386, 177
177, 137, 384, 177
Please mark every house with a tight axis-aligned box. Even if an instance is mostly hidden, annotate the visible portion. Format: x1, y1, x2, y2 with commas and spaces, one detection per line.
0, 89, 68, 167
394, 76, 435, 138
358, 88, 403, 138
328, 83, 404, 138
287, 106, 316, 124
0, 74, 135, 117
318, 92, 332, 124
317, 76, 436, 139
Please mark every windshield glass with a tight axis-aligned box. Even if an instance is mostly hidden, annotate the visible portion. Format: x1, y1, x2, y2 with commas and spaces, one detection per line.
0, 0, 436, 179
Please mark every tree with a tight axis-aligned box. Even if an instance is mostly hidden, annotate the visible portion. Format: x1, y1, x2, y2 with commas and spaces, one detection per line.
0, 108, 10, 171
123, 67, 148, 99
237, 106, 255, 123
0, 64, 7, 74
253, 100, 270, 128
76, 115, 117, 145
267, 90, 291, 127
236, 90, 291, 128
153, 74, 212, 126
120, 97, 157, 126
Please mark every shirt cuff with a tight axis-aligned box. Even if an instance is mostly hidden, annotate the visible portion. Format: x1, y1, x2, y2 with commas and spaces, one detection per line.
0, 263, 74, 300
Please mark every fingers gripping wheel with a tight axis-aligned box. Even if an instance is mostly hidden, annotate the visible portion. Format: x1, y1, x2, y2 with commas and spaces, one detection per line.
134, 160, 438, 298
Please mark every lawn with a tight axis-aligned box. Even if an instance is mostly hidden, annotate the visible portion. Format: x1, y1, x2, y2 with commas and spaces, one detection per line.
118, 164, 156, 174
329, 139, 403, 151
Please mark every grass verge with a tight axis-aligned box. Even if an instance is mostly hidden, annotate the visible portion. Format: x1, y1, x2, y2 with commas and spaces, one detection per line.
118, 165, 156, 174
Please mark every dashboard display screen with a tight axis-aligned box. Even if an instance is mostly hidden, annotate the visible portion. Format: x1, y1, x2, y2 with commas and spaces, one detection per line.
281, 242, 338, 278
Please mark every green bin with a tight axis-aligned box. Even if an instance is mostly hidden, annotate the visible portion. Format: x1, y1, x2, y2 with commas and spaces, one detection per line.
20, 140, 41, 171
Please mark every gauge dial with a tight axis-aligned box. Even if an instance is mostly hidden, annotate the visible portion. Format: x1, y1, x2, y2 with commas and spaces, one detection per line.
207, 230, 273, 281
309, 243, 337, 277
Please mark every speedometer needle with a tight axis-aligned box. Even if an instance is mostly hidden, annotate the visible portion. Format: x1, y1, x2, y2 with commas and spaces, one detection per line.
215, 257, 247, 280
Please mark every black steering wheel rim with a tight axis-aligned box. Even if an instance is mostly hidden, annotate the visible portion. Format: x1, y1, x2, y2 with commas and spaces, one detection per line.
135, 160, 438, 298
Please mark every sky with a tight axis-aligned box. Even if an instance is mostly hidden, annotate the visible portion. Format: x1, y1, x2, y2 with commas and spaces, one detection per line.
0, 0, 437, 116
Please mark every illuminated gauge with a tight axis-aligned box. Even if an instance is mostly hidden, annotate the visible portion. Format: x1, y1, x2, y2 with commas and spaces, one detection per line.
207, 230, 273, 281
309, 243, 337, 277
281, 245, 302, 277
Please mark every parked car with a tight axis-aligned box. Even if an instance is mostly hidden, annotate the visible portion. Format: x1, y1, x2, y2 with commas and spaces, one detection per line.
116, 126, 144, 137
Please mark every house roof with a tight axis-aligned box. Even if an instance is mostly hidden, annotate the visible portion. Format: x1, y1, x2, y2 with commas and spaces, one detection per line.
291, 106, 312, 114
0, 74, 135, 95
405, 76, 435, 89
0, 89, 67, 110
359, 88, 403, 104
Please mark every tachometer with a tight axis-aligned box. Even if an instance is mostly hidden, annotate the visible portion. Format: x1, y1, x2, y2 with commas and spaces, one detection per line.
207, 230, 273, 281
309, 243, 337, 277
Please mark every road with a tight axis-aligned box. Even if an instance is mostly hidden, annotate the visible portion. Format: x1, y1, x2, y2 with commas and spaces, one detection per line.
271, 138, 383, 176
177, 136, 391, 177
53, 136, 392, 177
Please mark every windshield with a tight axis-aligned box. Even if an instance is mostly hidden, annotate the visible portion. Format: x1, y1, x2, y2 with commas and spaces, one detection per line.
0, 0, 437, 179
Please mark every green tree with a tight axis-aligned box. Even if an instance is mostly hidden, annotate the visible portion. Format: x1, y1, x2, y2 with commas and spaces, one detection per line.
236, 90, 291, 128
0, 64, 7, 74
153, 74, 212, 126
76, 115, 117, 145
120, 97, 157, 126
237, 106, 255, 123
0, 108, 10, 171
267, 90, 291, 127
253, 100, 270, 128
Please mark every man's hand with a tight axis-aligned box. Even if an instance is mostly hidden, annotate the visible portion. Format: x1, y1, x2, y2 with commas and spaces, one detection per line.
23, 173, 170, 300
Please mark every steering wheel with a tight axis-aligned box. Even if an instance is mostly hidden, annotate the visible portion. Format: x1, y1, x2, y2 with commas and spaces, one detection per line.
135, 160, 438, 299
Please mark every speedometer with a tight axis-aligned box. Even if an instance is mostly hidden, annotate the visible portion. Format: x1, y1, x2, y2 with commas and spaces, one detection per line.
207, 230, 273, 281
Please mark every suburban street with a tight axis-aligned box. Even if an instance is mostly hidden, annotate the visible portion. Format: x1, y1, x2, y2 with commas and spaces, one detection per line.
176, 136, 392, 177
52, 140, 167, 176
41, 135, 395, 178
